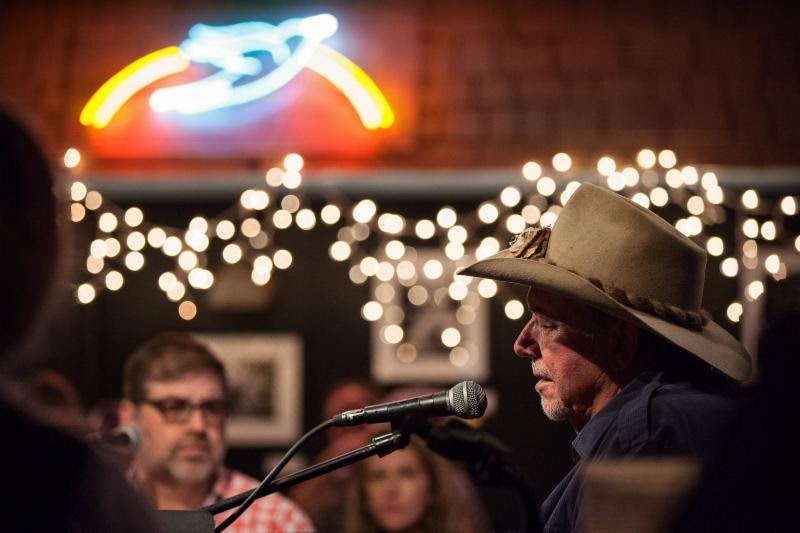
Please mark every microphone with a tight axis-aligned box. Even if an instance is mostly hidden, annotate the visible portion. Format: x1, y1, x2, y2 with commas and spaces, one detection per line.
332, 381, 487, 427
89, 425, 141, 450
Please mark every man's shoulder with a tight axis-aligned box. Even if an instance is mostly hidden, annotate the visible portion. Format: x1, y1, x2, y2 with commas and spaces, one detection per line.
643, 379, 738, 456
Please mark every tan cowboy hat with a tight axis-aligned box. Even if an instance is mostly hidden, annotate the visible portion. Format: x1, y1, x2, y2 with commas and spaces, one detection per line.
459, 182, 751, 381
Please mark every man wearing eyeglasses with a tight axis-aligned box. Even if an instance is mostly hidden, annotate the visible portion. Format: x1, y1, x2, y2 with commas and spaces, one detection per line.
119, 332, 315, 532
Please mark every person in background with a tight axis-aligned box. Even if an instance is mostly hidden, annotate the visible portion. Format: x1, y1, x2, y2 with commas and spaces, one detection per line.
119, 331, 314, 532
289, 380, 381, 531
0, 107, 159, 532
459, 182, 751, 532
345, 435, 464, 533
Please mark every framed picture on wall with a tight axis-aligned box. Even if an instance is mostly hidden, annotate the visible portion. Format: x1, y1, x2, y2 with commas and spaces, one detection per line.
193, 333, 303, 447
370, 247, 489, 384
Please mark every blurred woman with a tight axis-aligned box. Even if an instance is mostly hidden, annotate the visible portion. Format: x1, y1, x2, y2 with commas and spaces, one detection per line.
345, 435, 461, 533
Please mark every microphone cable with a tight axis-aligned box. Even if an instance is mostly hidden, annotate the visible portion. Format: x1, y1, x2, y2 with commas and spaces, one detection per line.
214, 418, 336, 533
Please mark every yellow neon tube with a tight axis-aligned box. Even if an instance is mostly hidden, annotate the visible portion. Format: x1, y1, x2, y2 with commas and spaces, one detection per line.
80, 46, 190, 128
306, 44, 394, 130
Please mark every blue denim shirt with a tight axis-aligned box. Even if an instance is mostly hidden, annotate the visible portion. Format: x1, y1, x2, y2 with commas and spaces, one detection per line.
539, 371, 736, 533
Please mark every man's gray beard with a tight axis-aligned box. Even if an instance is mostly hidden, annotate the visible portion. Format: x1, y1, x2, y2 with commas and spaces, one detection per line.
540, 397, 571, 422
166, 458, 216, 485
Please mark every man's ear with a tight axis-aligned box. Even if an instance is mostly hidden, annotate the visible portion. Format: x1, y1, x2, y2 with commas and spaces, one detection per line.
609, 320, 642, 374
118, 399, 137, 426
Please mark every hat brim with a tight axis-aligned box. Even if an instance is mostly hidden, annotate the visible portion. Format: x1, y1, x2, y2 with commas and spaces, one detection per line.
459, 255, 751, 381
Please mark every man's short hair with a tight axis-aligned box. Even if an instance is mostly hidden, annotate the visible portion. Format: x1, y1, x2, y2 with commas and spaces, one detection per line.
123, 332, 228, 402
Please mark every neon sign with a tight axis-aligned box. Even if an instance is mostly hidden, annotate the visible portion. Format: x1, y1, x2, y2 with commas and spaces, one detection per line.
80, 14, 394, 131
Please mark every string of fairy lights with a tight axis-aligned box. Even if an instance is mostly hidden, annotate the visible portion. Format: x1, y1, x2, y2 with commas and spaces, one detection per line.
62, 147, 799, 366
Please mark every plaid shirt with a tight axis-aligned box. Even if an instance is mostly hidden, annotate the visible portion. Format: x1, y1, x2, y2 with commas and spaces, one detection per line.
206, 468, 315, 533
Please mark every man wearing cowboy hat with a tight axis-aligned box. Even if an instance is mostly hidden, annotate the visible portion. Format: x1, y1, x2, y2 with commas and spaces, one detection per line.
460, 182, 751, 533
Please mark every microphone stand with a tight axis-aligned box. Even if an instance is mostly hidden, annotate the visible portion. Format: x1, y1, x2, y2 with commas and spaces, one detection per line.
158, 428, 411, 533
204, 427, 410, 516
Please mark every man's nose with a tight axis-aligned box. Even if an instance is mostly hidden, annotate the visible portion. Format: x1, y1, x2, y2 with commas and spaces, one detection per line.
185, 406, 209, 432
513, 318, 540, 359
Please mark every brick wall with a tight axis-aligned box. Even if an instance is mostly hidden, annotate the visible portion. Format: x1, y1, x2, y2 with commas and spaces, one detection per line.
1, 0, 799, 167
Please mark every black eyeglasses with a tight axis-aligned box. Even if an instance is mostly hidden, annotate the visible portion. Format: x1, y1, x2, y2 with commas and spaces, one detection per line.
141, 397, 229, 424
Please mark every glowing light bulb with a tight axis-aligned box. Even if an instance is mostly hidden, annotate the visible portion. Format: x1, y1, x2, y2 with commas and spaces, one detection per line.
76, 283, 96, 304
636, 149, 656, 169
726, 302, 743, 323
505, 214, 526, 234
741, 189, 759, 210
780, 196, 797, 216
761, 221, 777, 240
478, 203, 499, 224
105, 270, 124, 291
597, 156, 616, 176
658, 150, 677, 168
504, 299, 525, 320
500, 187, 522, 207
178, 301, 197, 320
720, 257, 738, 278
329, 241, 351, 261
222, 243, 243, 264
706, 236, 724, 256
125, 251, 145, 271
353, 199, 377, 223
283, 153, 304, 172
441, 327, 461, 348
631, 192, 650, 208
71, 203, 86, 222
162, 236, 182, 256
687, 196, 705, 215
64, 148, 81, 168
436, 207, 457, 228
383, 325, 404, 344
560, 181, 581, 205
321, 204, 341, 224
85, 191, 103, 210
71, 181, 87, 202
423, 259, 443, 280
681, 166, 698, 185
552, 152, 572, 172
159, 272, 178, 292
215, 220, 235, 240
282, 170, 302, 189
295, 208, 316, 230
147, 227, 167, 248
385, 240, 406, 260
522, 205, 541, 224
522, 161, 542, 181
477, 279, 498, 298
273, 249, 293, 269
607, 172, 625, 191
536, 177, 556, 196
178, 250, 198, 271
98, 212, 118, 233
361, 301, 383, 321
415, 219, 436, 239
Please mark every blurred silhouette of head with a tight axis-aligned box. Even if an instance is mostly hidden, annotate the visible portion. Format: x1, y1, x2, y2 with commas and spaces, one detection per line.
0, 108, 60, 358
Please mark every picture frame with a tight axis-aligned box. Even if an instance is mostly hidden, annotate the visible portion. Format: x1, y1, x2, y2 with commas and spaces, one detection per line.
194, 332, 303, 447
370, 247, 489, 384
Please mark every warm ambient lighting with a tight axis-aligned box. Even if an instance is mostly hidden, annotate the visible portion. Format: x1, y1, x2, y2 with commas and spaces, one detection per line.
306, 44, 394, 129
80, 46, 190, 128
81, 15, 393, 131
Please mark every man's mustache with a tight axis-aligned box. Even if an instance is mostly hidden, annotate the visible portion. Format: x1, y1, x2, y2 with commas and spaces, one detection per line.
531, 360, 552, 380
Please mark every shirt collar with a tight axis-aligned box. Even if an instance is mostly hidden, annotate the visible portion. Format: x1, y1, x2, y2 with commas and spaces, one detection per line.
571, 371, 659, 459
203, 466, 231, 506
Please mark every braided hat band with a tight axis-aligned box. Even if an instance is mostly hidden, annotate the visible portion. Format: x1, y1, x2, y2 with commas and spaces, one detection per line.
507, 226, 710, 331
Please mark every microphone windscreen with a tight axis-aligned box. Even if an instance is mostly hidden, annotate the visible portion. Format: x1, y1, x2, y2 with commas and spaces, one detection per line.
450, 381, 487, 418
